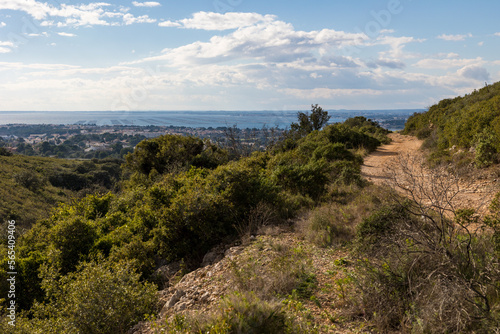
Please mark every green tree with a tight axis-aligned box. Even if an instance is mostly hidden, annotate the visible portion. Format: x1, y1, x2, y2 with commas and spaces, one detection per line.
290, 104, 330, 135
124, 134, 204, 176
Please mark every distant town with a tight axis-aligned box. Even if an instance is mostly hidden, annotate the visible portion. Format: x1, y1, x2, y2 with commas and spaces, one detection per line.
0, 124, 283, 159
0, 111, 414, 159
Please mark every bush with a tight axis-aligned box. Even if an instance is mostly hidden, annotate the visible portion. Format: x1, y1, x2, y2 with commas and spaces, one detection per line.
474, 129, 497, 167
352, 197, 500, 333
299, 206, 354, 247
24, 259, 157, 334
355, 202, 413, 251
402, 82, 500, 167
49, 217, 97, 274
124, 134, 227, 177
0, 147, 12, 156
229, 237, 314, 299
14, 170, 44, 191
48, 170, 88, 191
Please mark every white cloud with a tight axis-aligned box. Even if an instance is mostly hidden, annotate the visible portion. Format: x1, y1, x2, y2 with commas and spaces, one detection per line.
415, 57, 484, 70
26, 32, 49, 37
0, 0, 157, 27
123, 13, 156, 25
0, 62, 80, 71
280, 87, 382, 99
160, 11, 277, 30
435, 52, 460, 59
367, 58, 406, 69
0, 41, 14, 53
437, 33, 472, 41
40, 21, 55, 27
374, 35, 425, 59
0, 0, 112, 26
135, 16, 368, 68
494, 32, 500, 37
158, 21, 181, 27
132, 1, 161, 7
0, 22, 6, 28
0, 10, 494, 111
57, 32, 76, 37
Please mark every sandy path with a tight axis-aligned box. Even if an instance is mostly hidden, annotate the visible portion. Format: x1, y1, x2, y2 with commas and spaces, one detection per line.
362, 133, 498, 217
361, 133, 423, 185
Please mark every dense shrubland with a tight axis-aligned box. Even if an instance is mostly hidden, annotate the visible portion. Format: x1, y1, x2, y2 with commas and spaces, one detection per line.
0, 155, 122, 233
0, 109, 390, 333
403, 81, 500, 167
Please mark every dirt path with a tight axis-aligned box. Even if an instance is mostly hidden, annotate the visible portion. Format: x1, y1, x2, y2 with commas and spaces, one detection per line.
361, 133, 423, 185
362, 133, 498, 217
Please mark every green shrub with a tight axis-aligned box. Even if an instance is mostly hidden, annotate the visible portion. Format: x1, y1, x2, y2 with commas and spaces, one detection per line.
0, 147, 12, 156
14, 170, 44, 192
355, 202, 412, 250
300, 206, 354, 247
49, 217, 97, 274
124, 134, 227, 177
353, 198, 500, 333
474, 129, 497, 167
48, 170, 88, 191
229, 237, 314, 299
23, 259, 157, 334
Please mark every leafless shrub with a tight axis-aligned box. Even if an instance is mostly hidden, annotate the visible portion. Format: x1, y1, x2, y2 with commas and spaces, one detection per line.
353, 153, 500, 333
235, 202, 279, 243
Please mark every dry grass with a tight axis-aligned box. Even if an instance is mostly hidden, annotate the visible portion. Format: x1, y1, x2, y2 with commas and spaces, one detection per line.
297, 184, 393, 248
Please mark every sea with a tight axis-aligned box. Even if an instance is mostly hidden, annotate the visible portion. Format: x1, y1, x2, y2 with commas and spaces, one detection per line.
0, 109, 422, 131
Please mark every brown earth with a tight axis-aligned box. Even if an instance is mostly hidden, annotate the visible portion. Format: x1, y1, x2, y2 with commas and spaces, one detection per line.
362, 132, 499, 217
362, 132, 423, 186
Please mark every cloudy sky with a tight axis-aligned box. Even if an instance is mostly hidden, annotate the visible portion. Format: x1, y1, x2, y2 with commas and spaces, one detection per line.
0, 0, 499, 111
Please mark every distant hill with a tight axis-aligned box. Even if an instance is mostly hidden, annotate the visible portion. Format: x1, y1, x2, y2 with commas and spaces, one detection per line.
402, 81, 500, 166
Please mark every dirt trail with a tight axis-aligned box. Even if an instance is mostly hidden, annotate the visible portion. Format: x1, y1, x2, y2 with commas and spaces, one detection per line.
362, 133, 498, 216
361, 133, 423, 185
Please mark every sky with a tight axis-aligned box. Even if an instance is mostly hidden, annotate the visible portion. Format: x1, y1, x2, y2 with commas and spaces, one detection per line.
0, 0, 499, 112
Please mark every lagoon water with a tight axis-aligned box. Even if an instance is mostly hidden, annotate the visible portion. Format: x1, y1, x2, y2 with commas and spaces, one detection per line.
0, 109, 420, 130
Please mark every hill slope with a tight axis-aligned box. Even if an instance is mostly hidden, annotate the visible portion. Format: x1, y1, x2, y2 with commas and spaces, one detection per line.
403, 81, 500, 166
0, 155, 122, 232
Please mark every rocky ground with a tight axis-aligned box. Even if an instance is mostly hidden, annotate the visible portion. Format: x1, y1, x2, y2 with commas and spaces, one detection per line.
129, 228, 373, 333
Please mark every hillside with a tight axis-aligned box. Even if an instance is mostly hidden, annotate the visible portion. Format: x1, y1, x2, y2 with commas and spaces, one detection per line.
0, 154, 122, 232
403, 81, 500, 167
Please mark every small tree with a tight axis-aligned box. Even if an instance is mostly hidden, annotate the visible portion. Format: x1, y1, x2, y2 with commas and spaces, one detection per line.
290, 104, 330, 135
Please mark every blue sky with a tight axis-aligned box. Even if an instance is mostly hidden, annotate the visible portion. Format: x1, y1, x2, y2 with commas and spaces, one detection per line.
0, 0, 499, 111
